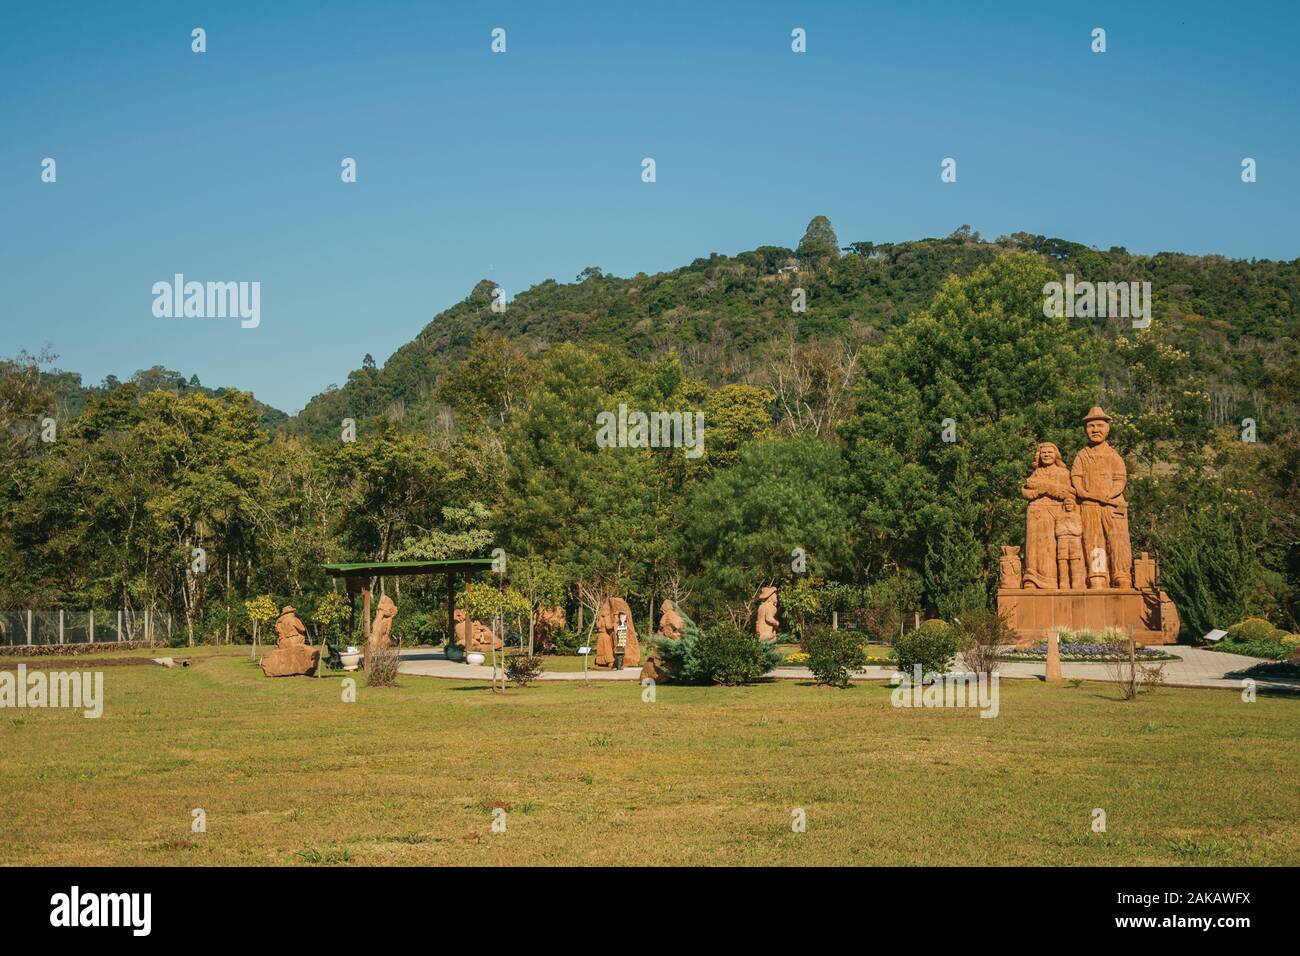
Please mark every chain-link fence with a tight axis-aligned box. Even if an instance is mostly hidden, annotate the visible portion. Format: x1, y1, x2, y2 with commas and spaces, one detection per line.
0, 611, 176, 646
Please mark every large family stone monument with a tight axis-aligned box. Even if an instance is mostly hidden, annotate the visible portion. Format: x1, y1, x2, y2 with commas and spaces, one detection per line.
998, 407, 1181, 644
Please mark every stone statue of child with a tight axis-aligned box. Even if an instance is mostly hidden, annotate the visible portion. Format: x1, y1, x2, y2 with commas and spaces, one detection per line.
1054, 498, 1085, 589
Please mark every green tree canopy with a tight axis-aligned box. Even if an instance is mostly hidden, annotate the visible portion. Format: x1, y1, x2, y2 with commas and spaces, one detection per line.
796, 215, 840, 263
840, 252, 1101, 612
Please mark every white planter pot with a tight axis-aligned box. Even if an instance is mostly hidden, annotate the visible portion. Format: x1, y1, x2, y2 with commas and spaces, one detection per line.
466, 652, 486, 666
339, 651, 361, 671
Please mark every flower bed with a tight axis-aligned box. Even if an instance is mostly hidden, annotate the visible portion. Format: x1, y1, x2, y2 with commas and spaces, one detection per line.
999, 642, 1182, 663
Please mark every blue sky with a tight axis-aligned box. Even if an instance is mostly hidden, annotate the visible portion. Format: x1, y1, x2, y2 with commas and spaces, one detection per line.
2, 0, 1297, 413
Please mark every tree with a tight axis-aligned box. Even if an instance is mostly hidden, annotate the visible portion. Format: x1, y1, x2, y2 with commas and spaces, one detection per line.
796, 215, 840, 264
685, 435, 852, 624
312, 590, 350, 644
436, 334, 534, 426
758, 336, 863, 439
318, 423, 448, 562
245, 595, 277, 657
510, 554, 565, 655
702, 383, 775, 470
923, 465, 988, 617
1161, 481, 1264, 636
392, 502, 494, 561
457, 581, 530, 691
841, 252, 1100, 612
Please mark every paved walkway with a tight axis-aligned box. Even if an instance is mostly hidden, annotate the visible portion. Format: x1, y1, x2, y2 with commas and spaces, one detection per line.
398, 649, 642, 681
398, 646, 1294, 691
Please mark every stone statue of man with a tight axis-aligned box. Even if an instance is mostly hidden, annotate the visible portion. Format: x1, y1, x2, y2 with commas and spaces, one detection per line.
1070, 406, 1132, 588
755, 587, 779, 641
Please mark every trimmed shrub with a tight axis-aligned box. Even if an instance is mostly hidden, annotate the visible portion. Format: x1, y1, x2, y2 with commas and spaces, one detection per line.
654, 622, 779, 686
1225, 617, 1286, 644
692, 625, 778, 685
1220, 617, 1293, 660
504, 654, 545, 686
804, 626, 867, 688
893, 619, 956, 675
550, 628, 584, 655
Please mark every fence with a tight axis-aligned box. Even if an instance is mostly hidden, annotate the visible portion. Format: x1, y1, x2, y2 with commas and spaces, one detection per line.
0, 611, 176, 646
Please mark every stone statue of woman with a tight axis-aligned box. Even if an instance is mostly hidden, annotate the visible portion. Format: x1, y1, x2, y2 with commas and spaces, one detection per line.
1021, 441, 1074, 589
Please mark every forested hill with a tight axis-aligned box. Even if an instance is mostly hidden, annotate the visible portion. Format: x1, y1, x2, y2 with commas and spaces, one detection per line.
6, 218, 1298, 635
35, 362, 289, 429
290, 221, 1300, 440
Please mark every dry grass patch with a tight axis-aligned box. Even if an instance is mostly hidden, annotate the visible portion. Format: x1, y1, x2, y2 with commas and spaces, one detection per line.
0, 647, 1296, 866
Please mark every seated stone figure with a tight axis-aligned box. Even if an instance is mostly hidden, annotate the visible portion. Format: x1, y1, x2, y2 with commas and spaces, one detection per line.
454, 609, 501, 653
275, 605, 309, 645
658, 599, 684, 640
595, 597, 640, 668
260, 605, 320, 677
642, 599, 689, 683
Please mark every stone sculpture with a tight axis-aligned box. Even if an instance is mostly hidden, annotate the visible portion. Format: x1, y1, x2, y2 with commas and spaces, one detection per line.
998, 546, 1022, 589
274, 605, 309, 645
455, 609, 501, 653
997, 407, 1180, 645
755, 587, 779, 641
641, 600, 686, 683
658, 600, 684, 640
1020, 442, 1073, 589
1054, 498, 1086, 590
260, 605, 320, 677
595, 597, 640, 669
369, 594, 397, 650
1071, 406, 1132, 589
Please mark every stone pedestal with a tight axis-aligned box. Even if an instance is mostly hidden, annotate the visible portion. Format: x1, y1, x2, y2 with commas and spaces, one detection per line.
1045, 631, 1063, 681
997, 585, 1179, 645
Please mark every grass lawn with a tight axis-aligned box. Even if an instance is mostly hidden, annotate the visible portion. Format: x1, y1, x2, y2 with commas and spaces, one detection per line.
1, 646, 1296, 866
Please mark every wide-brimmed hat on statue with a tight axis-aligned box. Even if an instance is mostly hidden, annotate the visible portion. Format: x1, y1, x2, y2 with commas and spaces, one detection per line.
1082, 406, 1113, 423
